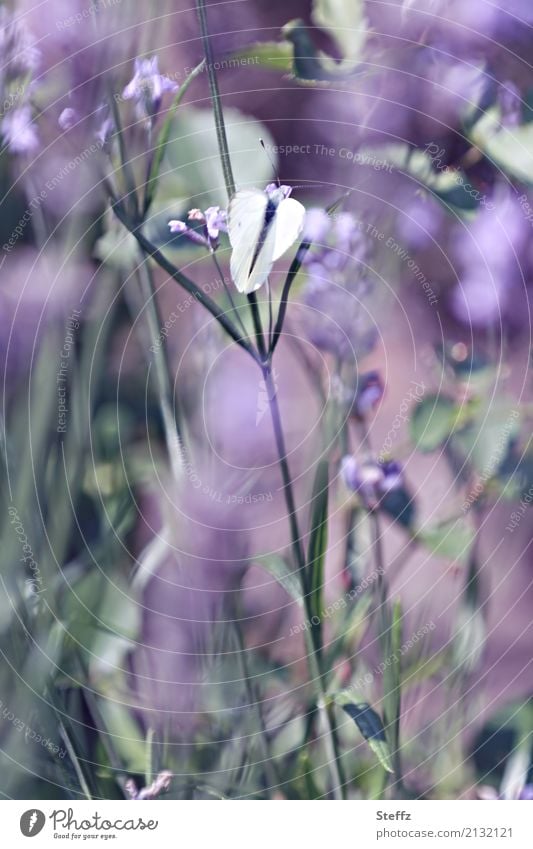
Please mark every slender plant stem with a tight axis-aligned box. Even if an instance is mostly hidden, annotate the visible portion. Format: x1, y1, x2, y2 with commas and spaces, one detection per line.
233, 599, 281, 794
210, 250, 249, 342
263, 365, 346, 799
135, 252, 186, 482
194, 0, 267, 362
270, 239, 311, 356
106, 77, 138, 218
112, 201, 260, 363
262, 367, 305, 577
250, 294, 267, 362
195, 0, 236, 197
183, 1, 346, 797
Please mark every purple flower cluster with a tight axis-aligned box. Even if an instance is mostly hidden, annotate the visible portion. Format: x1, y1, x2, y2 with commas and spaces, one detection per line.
341, 456, 404, 507
169, 206, 227, 251
451, 190, 528, 327
122, 56, 178, 126
0, 9, 40, 154
299, 209, 376, 363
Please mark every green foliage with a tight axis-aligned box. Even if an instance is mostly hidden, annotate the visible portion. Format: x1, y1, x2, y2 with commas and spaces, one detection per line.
311, 0, 369, 70
410, 394, 459, 452
470, 107, 533, 184
164, 107, 276, 205
256, 554, 304, 607
416, 518, 475, 564
332, 692, 394, 773
306, 459, 330, 652
358, 144, 481, 214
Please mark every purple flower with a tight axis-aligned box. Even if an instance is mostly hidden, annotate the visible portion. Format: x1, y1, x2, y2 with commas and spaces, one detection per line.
340, 455, 361, 492
378, 460, 404, 494
341, 456, 383, 509
300, 210, 375, 363
265, 182, 293, 201
122, 56, 178, 123
2, 106, 39, 154
0, 8, 40, 80
303, 207, 330, 243
350, 371, 384, 420
58, 107, 78, 131
341, 456, 407, 511
451, 191, 527, 327
519, 785, 533, 800
95, 116, 115, 150
169, 206, 227, 251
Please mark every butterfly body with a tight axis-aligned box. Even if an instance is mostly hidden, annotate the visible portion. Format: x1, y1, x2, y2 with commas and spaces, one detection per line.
228, 185, 305, 294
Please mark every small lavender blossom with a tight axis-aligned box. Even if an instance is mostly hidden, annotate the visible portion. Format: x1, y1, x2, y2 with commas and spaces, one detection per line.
451, 191, 526, 327
341, 456, 383, 509
265, 182, 292, 200
303, 208, 330, 243
2, 106, 39, 154
95, 116, 115, 151
58, 107, 78, 131
378, 460, 404, 493
169, 206, 227, 251
350, 371, 384, 420
341, 455, 409, 520
122, 56, 178, 123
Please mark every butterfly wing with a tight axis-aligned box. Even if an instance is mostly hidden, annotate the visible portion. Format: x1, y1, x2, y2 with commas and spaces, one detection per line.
245, 196, 306, 292
228, 190, 269, 294
229, 191, 306, 295
271, 197, 306, 261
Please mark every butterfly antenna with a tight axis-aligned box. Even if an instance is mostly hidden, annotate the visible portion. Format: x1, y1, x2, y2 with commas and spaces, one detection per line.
260, 138, 281, 186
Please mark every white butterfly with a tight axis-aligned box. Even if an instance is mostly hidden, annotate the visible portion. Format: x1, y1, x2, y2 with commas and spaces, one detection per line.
228, 184, 306, 295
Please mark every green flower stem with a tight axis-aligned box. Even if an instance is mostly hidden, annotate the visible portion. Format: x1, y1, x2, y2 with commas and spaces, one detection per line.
112, 201, 260, 364
195, 0, 267, 362
135, 253, 186, 480
106, 78, 138, 218
270, 192, 350, 358
195, 0, 235, 197
270, 239, 311, 356
263, 365, 346, 800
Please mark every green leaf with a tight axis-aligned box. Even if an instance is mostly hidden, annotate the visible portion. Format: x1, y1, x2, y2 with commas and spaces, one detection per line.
358, 143, 481, 215
332, 693, 394, 773
229, 42, 293, 74
311, 0, 369, 69
96, 698, 147, 774
470, 107, 533, 185
382, 600, 402, 759
256, 555, 304, 607
416, 517, 475, 563
452, 403, 520, 477
411, 393, 458, 452
306, 460, 329, 650
282, 19, 367, 82
165, 106, 276, 205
